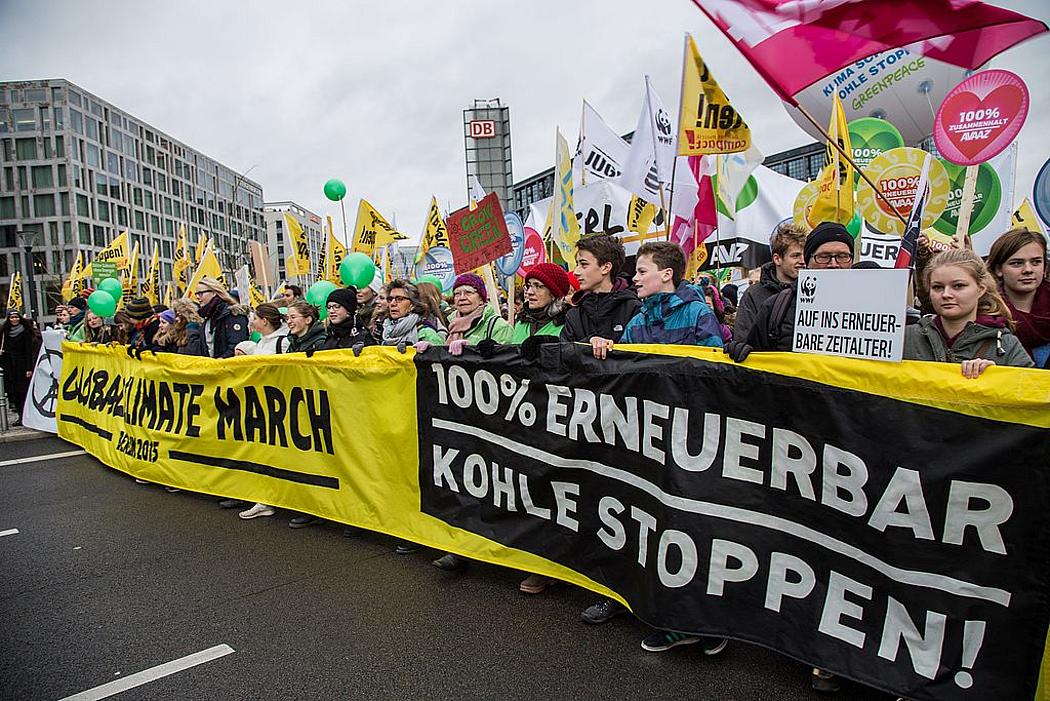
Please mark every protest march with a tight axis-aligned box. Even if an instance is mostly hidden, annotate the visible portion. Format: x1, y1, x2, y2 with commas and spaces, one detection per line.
5, 2, 1050, 700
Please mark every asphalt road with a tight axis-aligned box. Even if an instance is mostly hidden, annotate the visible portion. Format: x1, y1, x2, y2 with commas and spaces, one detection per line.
0, 436, 894, 701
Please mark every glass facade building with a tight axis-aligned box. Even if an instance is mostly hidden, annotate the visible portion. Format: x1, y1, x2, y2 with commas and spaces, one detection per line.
261, 201, 324, 284
463, 99, 513, 213
0, 78, 265, 318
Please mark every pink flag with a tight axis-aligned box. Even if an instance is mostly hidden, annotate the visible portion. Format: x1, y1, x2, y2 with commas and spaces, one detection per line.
671, 156, 718, 256
690, 0, 1047, 104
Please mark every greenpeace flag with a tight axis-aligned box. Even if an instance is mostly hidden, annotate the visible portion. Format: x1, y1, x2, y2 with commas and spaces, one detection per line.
690, 0, 1047, 103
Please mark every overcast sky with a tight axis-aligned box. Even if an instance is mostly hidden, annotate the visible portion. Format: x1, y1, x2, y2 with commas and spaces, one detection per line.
1, 0, 1047, 243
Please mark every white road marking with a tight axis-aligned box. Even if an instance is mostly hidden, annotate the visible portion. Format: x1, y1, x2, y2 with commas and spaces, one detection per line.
59, 644, 235, 701
0, 450, 86, 467
0, 528, 18, 537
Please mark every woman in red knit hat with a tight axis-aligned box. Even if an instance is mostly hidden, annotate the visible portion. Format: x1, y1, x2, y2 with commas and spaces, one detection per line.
511, 263, 570, 344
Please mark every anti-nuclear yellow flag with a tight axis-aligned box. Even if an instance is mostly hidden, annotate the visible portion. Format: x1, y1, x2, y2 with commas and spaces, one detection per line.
326, 220, 347, 285
552, 129, 581, 261
352, 200, 406, 255
1012, 198, 1046, 235
809, 95, 854, 226
173, 226, 191, 293
195, 233, 209, 264
141, 247, 161, 306
64, 252, 84, 302
416, 197, 450, 263
186, 241, 227, 301
247, 274, 267, 308
283, 213, 311, 276
163, 283, 174, 307
121, 240, 140, 298
6, 271, 23, 313
316, 227, 328, 283
272, 282, 287, 303
626, 196, 658, 235
678, 33, 751, 155
80, 231, 129, 280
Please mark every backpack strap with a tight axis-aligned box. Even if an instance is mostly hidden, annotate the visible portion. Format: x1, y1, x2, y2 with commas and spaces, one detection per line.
767, 288, 795, 344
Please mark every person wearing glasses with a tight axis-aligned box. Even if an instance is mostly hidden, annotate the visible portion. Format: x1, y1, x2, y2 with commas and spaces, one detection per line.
321, 287, 375, 351
512, 263, 570, 344
191, 277, 249, 359
443, 273, 512, 358
380, 280, 445, 349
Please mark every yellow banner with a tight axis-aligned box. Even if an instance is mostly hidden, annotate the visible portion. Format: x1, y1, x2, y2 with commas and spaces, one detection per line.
141, 247, 161, 306
552, 129, 581, 262
809, 95, 855, 226
283, 213, 311, 276
416, 197, 450, 263
677, 33, 751, 155
121, 240, 140, 298
173, 226, 191, 294
352, 200, 406, 255
64, 252, 84, 302
316, 227, 328, 282
7, 271, 23, 312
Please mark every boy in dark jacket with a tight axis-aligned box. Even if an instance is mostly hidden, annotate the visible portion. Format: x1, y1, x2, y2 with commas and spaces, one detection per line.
322, 286, 375, 351
561, 234, 640, 356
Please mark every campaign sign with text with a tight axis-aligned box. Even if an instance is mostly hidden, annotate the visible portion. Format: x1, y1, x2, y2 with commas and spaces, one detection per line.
793, 269, 908, 362
415, 245, 456, 292
496, 212, 525, 277
447, 193, 512, 275
934, 70, 1029, 167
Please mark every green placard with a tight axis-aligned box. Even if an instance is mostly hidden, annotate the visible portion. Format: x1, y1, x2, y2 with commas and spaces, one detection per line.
931, 160, 1002, 237
92, 261, 118, 284
848, 117, 905, 183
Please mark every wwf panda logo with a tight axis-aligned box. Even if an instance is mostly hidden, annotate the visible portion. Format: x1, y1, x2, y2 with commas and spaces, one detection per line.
656, 109, 672, 136
800, 275, 817, 300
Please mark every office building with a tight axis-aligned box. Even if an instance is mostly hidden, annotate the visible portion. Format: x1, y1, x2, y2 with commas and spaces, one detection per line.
261, 201, 324, 283
464, 99, 513, 213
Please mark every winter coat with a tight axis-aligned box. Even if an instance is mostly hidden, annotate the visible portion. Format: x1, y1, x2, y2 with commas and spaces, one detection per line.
191, 300, 250, 359
456, 304, 514, 346
248, 324, 289, 355
734, 262, 792, 342
176, 323, 207, 356
322, 318, 376, 350
66, 311, 87, 342
128, 318, 161, 352
621, 282, 724, 348
561, 278, 641, 343
512, 301, 567, 344
902, 315, 1034, 367
745, 286, 797, 352
280, 321, 327, 354
0, 322, 40, 384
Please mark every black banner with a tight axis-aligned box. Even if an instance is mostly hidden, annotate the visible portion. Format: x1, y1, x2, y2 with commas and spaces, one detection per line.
416, 342, 1050, 701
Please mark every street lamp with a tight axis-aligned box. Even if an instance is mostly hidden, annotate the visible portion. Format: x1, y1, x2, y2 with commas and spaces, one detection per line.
16, 229, 40, 319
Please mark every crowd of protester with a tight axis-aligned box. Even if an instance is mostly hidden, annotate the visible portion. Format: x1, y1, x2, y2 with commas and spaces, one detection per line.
30, 220, 1046, 697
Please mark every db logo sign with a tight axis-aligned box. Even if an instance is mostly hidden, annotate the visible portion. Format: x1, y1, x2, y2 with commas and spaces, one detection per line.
469, 120, 497, 138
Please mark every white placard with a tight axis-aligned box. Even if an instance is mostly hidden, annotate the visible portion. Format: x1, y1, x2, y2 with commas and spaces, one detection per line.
793, 269, 908, 363
22, 329, 64, 433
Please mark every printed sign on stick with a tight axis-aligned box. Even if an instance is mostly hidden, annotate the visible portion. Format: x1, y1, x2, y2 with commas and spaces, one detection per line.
447, 192, 512, 275
934, 70, 1029, 166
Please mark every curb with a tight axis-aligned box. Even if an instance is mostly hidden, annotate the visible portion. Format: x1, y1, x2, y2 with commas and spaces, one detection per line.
0, 428, 50, 443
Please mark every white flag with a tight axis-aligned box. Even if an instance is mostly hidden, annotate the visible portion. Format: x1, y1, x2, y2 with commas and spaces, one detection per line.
469, 175, 487, 205
620, 76, 677, 205
574, 100, 630, 184
717, 145, 764, 219
234, 265, 251, 305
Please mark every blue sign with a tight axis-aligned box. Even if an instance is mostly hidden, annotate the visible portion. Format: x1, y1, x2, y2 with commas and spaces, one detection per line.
1034, 157, 1050, 228
414, 246, 456, 292
496, 212, 525, 277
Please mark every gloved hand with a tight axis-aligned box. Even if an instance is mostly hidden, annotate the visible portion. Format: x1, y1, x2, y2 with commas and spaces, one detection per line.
304, 348, 316, 358
396, 341, 408, 354
724, 341, 752, 363
351, 342, 365, 357
448, 339, 468, 356
413, 341, 432, 354
475, 339, 497, 359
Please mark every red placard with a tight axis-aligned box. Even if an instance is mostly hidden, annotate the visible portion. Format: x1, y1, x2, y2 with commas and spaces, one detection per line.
934, 70, 1029, 166
447, 192, 512, 274
517, 228, 547, 277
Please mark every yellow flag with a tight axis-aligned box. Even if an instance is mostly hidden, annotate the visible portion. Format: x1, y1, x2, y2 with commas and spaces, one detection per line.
186, 241, 227, 301
416, 197, 450, 263
627, 196, 658, 235
248, 274, 267, 308
383, 246, 395, 284
272, 282, 287, 303
283, 213, 311, 276
163, 283, 174, 307
352, 200, 407, 255
195, 233, 208, 264
121, 240, 140, 298
552, 129, 581, 261
327, 225, 347, 285
809, 95, 854, 226
141, 247, 161, 306
80, 231, 129, 280
173, 226, 191, 294
316, 227, 328, 282
6, 271, 23, 313
684, 224, 710, 280
64, 252, 84, 302
677, 33, 751, 155
1012, 198, 1045, 234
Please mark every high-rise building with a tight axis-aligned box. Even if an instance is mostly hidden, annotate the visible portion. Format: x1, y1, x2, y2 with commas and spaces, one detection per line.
261, 201, 324, 283
0, 78, 265, 317
463, 99, 513, 213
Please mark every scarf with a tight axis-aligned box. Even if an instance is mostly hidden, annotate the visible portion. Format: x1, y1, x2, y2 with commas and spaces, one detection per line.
448, 307, 485, 342
382, 313, 420, 346
1004, 281, 1050, 354
7, 323, 25, 339
328, 317, 360, 340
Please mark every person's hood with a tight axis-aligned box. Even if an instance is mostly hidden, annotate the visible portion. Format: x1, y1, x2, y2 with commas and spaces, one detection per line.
759, 261, 793, 292
262, 323, 289, 341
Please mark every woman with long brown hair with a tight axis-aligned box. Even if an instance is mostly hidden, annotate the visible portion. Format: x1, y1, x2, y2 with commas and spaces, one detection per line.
986, 227, 1050, 367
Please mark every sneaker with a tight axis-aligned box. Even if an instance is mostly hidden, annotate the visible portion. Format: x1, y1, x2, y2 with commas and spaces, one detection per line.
164, 486, 181, 493
239, 503, 275, 519
581, 599, 626, 625
641, 630, 701, 652
811, 669, 841, 693
519, 574, 552, 594
288, 514, 321, 529
432, 553, 469, 572
702, 637, 729, 656
395, 541, 422, 554
134, 478, 150, 484
219, 499, 245, 509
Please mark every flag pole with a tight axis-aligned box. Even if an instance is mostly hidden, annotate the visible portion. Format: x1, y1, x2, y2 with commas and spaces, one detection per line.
794, 103, 907, 226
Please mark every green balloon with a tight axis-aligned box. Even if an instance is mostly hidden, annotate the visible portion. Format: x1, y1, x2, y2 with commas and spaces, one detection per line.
846, 211, 863, 238
87, 289, 117, 318
306, 281, 338, 307
323, 179, 347, 202
278, 307, 288, 315
415, 274, 443, 290
97, 276, 123, 302
340, 253, 376, 288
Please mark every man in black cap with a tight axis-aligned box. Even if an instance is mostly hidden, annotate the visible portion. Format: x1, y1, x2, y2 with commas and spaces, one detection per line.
728, 221, 854, 356
66, 296, 89, 341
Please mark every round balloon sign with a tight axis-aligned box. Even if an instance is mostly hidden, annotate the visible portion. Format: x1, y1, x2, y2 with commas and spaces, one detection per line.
497, 212, 526, 277
847, 118, 905, 179
517, 228, 547, 277
857, 148, 950, 236
1034, 157, 1050, 229
792, 181, 821, 228
930, 160, 1002, 237
414, 245, 455, 292
934, 69, 1029, 166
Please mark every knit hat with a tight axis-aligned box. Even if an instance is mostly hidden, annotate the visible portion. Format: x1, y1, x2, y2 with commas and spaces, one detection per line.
125, 296, 154, 321
804, 221, 854, 263
327, 287, 358, 316
159, 309, 176, 324
524, 263, 570, 299
453, 273, 487, 302
68, 296, 88, 312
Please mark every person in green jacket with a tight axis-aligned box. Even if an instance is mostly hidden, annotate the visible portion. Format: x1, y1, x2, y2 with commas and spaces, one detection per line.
65, 297, 88, 342
512, 263, 570, 345
444, 273, 513, 357
904, 249, 1033, 376
383, 279, 446, 349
